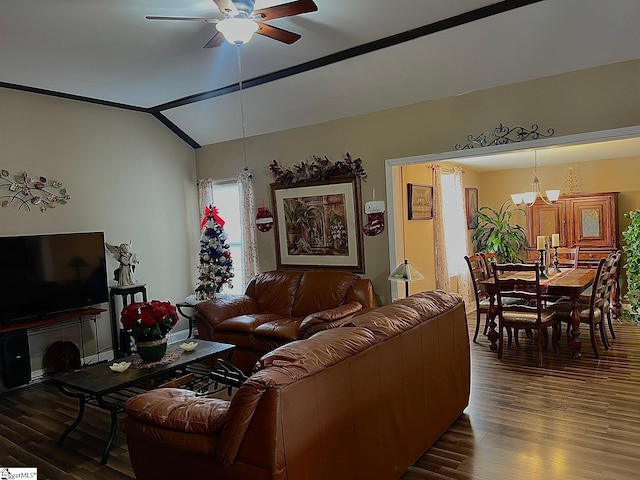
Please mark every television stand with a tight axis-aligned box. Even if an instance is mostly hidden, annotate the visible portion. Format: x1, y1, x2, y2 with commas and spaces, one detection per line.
0, 308, 106, 388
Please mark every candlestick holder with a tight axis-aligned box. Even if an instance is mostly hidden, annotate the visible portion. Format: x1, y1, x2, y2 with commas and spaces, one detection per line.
537, 249, 548, 278
548, 246, 561, 274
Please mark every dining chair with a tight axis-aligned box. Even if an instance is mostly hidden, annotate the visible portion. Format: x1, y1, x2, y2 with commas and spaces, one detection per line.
602, 250, 622, 344
493, 263, 559, 367
549, 257, 608, 358
464, 254, 491, 343
554, 246, 580, 269
480, 251, 498, 276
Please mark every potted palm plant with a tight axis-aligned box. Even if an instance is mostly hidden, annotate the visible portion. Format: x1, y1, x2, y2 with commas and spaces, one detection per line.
472, 200, 527, 263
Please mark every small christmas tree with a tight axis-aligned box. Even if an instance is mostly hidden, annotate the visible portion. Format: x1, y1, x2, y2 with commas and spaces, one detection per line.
195, 205, 234, 300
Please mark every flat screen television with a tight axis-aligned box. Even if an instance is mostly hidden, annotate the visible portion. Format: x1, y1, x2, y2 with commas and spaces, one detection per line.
0, 231, 109, 325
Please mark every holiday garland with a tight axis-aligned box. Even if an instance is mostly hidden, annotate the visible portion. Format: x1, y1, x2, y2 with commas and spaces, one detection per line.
269, 152, 366, 185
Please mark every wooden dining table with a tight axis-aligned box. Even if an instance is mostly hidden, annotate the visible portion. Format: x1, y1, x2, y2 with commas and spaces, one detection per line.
482, 268, 597, 359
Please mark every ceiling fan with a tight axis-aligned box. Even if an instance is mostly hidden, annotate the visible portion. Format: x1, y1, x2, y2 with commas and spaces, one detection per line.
146, 0, 318, 47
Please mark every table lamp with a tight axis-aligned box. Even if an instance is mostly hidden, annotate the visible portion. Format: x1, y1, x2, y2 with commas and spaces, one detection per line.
389, 259, 426, 298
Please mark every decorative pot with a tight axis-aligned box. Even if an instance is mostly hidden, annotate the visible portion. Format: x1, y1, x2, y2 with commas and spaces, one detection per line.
136, 337, 168, 363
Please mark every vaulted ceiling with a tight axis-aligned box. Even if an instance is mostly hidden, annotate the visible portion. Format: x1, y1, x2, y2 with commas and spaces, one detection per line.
3, 0, 640, 149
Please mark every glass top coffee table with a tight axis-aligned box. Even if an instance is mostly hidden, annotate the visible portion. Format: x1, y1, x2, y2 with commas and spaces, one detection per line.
54, 339, 235, 464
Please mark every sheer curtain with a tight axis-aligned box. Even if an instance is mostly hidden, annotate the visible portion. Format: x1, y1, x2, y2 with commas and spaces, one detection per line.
198, 178, 215, 221
432, 164, 450, 290
237, 168, 260, 287
430, 165, 472, 305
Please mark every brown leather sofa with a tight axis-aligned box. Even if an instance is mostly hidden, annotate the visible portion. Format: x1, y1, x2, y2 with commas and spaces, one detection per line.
194, 269, 377, 373
121, 290, 470, 480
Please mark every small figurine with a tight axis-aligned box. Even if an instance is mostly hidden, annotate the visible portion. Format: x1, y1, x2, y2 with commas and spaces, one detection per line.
105, 241, 139, 286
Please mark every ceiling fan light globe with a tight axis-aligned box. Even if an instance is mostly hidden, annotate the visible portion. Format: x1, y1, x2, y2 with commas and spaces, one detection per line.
216, 18, 259, 45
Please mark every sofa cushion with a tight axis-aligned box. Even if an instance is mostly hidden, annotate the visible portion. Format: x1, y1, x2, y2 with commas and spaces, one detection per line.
255, 326, 377, 374
253, 317, 304, 343
252, 271, 303, 317
297, 302, 364, 339
124, 388, 230, 435
345, 304, 422, 342
291, 271, 359, 317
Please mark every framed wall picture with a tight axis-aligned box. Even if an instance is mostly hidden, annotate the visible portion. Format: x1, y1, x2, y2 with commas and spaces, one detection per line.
270, 176, 364, 273
465, 187, 479, 229
407, 183, 433, 220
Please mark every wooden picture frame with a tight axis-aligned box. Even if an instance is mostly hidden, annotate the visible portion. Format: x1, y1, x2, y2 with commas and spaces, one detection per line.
407, 183, 433, 220
270, 176, 365, 273
464, 188, 478, 230
465, 187, 479, 229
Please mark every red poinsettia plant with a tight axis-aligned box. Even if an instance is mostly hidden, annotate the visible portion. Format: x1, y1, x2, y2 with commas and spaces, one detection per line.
120, 300, 178, 341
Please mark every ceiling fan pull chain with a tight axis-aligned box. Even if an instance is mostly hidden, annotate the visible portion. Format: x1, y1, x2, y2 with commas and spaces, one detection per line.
236, 44, 250, 172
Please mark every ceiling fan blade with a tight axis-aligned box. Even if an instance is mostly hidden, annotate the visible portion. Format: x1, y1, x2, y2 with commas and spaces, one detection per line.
213, 0, 239, 16
203, 32, 225, 48
146, 16, 218, 23
256, 22, 301, 44
253, 0, 317, 21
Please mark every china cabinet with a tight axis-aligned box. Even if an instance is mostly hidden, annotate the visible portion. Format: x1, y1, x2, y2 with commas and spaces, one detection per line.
525, 192, 619, 268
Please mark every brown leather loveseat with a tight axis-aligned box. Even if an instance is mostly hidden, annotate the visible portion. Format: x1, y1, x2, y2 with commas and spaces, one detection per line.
194, 269, 377, 373
122, 290, 470, 480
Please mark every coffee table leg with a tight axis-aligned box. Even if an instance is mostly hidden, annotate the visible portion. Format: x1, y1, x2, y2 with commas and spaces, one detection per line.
96, 396, 120, 465
57, 385, 86, 445
568, 298, 582, 359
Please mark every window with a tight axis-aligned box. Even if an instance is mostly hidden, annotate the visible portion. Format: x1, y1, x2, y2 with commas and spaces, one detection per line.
441, 173, 467, 275
212, 182, 244, 294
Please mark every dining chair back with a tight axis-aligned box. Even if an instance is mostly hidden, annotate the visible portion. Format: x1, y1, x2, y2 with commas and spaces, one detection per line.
554, 246, 580, 269
549, 257, 608, 358
493, 263, 558, 367
602, 250, 622, 342
480, 251, 498, 277
464, 254, 490, 343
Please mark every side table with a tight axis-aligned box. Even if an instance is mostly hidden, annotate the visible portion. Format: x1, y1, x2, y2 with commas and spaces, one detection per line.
176, 300, 201, 339
109, 284, 147, 358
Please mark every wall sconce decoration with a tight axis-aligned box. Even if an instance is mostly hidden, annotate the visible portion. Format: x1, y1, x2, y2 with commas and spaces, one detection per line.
1, 169, 71, 213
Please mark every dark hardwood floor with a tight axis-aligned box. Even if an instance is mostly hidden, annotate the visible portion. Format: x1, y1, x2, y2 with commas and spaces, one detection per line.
1, 313, 639, 479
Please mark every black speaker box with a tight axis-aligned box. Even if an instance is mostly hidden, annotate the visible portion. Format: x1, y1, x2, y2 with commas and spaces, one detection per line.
0, 329, 31, 388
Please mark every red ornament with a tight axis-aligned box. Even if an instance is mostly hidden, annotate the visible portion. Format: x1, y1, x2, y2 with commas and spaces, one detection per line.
256, 207, 274, 232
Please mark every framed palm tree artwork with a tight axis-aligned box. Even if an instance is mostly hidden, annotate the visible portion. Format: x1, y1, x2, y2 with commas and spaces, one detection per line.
270, 176, 364, 272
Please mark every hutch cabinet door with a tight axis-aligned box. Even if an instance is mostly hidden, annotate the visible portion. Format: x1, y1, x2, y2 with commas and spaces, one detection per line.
569, 195, 617, 248
526, 200, 567, 249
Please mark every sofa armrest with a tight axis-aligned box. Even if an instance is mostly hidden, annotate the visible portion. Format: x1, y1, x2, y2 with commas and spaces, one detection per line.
297, 302, 363, 339
195, 294, 259, 339
124, 388, 230, 435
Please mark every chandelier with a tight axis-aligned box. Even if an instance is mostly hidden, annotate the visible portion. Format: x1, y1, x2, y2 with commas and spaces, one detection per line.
510, 151, 560, 207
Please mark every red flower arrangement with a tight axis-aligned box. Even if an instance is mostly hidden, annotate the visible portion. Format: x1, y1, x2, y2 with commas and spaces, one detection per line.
120, 300, 178, 341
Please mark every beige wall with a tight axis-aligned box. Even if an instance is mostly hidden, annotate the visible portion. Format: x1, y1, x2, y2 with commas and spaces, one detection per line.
0, 88, 198, 371
196, 60, 640, 304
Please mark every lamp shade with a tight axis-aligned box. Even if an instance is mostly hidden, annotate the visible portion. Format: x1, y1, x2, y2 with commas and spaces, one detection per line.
389, 259, 426, 282
216, 18, 259, 45
545, 189, 561, 202
510, 193, 523, 205
522, 191, 537, 204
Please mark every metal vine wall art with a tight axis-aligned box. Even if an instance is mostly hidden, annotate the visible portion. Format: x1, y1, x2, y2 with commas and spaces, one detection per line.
455, 123, 555, 150
1, 169, 71, 213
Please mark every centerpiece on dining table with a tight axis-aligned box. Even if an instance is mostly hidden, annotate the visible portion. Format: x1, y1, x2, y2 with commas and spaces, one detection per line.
120, 300, 178, 362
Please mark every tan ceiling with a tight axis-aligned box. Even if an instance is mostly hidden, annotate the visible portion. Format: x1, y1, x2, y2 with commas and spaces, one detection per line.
3, 0, 640, 148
